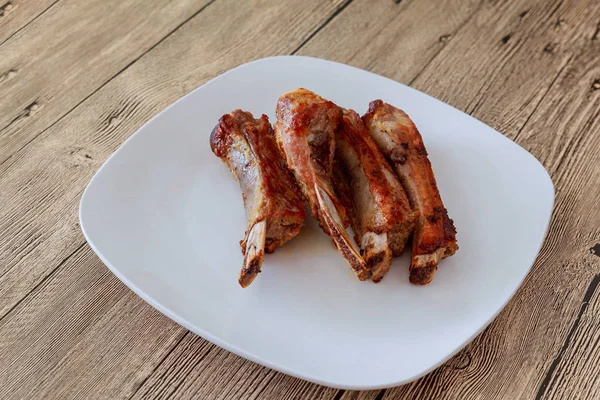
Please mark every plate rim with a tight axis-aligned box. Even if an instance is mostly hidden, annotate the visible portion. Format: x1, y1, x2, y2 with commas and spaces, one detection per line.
79, 55, 555, 390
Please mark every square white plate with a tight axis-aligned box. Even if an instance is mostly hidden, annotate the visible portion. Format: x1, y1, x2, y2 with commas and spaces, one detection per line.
80, 56, 554, 390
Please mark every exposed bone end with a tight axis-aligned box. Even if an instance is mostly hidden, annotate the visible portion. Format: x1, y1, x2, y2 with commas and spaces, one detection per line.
409, 248, 445, 285
361, 232, 392, 283
239, 220, 267, 288
314, 183, 369, 281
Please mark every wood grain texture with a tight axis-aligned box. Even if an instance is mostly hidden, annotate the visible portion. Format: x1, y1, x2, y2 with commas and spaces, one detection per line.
0, 0, 58, 45
382, 2, 600, 399
0, 0, 348, 320
0, 0, 212, 166
0, 0, 350, 398
130, 332, 339, 400
540, 274, 600, 400
0, 245, 186, 399
409, 0, 600, 140
0, 0, 599, 398
298, 0, 481, 86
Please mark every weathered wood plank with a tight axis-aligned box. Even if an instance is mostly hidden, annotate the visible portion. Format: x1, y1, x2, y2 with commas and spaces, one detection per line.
1, 0, 599, 399
0, 245, 186, 399
0, 0, 212, 166
541, 274, 600, 400
409, 0, 600, 141
384, 27, 600, 400
0, 0, 348, 319
0, 0, 354, 398
340, 390, 384, 400
298, 0, 481, 86
129, 332, 340, 400
0, 0, 57, 45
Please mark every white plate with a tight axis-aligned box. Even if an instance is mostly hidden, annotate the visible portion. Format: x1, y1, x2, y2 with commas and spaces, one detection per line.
80, 56, 554, 390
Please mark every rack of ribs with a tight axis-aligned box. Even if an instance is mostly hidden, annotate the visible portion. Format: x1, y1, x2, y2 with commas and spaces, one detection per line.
274, 89, 369, 280
363, 100, 458, 285
333, 109, 419, 282
210, 110, 306, 287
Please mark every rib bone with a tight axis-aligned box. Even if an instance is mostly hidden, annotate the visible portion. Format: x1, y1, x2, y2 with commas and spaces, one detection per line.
363, 100, 458, 285
210, 110, 306, 287
333, 109, 418, 282
275, 89, 369, 280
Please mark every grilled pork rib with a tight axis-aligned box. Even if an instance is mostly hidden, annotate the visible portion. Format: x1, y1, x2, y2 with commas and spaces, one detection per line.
363, 100, 458, 284
275, 89, 369, 280
334, 109, 418, 282
210, 110, 305, 287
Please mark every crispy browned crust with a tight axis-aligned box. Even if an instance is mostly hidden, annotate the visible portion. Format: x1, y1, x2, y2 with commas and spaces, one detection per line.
274, 88, 347, 231
409, 262, 437, 285
333, 109, 418, 282
275, 89, 368, 279
335, 109, 417, 237
210, 110, 306, 286
363, 100, 458, 284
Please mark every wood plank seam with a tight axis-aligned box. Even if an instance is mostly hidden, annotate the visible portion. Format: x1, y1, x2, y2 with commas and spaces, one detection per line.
128, 330, 191, 399
156, 334, 217, 399
592, 21, 600, 41
0, 1, 389, 395
291, 0, 354, 55
337, 1, 412, 66
0, 183, 86, 298
0, 0, 60, 47
2, 1, 597, 397
0, 0, 361, 333
0, 0, 218, 168
535, 273, 600, 399
0, 241, 85, 323
0, 1, 532, 397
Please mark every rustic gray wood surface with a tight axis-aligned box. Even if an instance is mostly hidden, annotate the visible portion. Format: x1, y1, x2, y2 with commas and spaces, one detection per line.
1, 0, 599, 398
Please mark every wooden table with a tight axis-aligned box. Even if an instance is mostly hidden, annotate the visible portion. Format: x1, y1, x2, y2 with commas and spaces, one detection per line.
1, 0, 599, 398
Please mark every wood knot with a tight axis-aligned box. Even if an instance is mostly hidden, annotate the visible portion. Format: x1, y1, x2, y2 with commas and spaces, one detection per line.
592, 79, 600, 91
593, 22, 600, 41
519, 10, 528, 18
555, 18, 566, 28
24, 101, 40, 117
0, 68, 17, 83
501, 33, 512, 45
439, 34, 451, 43
0, 1, 13, 17
543, 43, 555, 53
450, 351, 472, 370
591, 243, 600, 257
68, 147, 95, 166
108, 116, 121, 127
